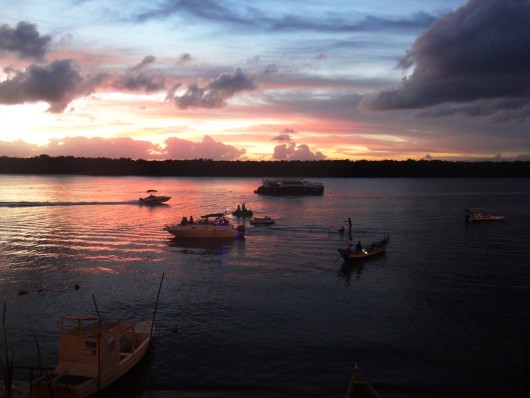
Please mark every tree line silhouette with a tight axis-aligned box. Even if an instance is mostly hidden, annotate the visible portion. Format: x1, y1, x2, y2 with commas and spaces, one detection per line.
1, 155, 529, 177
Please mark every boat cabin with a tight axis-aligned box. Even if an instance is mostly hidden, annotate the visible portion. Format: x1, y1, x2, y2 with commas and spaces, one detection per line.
55, 316, 141, 378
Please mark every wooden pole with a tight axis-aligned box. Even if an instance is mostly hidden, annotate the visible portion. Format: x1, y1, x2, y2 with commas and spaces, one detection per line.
33, 333, 43, 376
92, 294, 102, 318
524, 348, 528, 398
150, 273, 165, 339
3, 302, 12, 398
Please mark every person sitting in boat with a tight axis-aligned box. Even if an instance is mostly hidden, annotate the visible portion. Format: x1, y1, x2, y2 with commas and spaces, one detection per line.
355, 241, 362, 251
189, 216, 194, 224
181, 216, 188, 225
236, 204, 241, 212
242, 203, 246, 211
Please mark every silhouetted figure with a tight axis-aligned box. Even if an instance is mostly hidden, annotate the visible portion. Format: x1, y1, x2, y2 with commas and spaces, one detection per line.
181, 216, 188, 225
189, 216, 194, 224
355, 241, 362, 251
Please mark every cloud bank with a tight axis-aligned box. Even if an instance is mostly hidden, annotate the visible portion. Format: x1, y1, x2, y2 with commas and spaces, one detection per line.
271, 128, 326, 160
361, 0, 530, 121
0, 22, 51, 60
0, 59, 103, 112
170, 68, 257, 109
0, 135, 247, 161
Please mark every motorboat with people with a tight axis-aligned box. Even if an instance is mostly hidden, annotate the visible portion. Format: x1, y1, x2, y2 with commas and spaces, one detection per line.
163, 213, 245, 239
464, 208, 505, 223
254, 178, 324, 196
33, 316, 153, 398
232, 203, 253, 218
249, 216, 275, 225
338, 235, 390, 262
139, 189, 171, 204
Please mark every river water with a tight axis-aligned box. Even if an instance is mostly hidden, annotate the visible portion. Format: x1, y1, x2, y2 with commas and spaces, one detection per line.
1, 175, 529, 398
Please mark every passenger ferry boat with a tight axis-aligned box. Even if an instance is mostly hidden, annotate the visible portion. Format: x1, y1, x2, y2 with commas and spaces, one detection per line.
254, 178, 324, 196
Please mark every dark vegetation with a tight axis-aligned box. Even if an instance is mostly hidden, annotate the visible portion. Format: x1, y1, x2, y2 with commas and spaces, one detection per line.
1, 155, 529, 177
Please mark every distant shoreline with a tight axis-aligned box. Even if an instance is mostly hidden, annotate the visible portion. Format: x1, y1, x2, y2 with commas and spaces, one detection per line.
1, 155, 529, 178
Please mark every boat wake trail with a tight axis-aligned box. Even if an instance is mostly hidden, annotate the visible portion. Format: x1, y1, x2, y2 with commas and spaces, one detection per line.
0, 201, 141, 207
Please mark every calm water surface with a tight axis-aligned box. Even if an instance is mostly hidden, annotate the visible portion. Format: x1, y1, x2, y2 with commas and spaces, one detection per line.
1, 175, 530, 398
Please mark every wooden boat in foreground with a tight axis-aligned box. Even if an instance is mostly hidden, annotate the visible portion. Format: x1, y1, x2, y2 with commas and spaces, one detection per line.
347, 364, 382, 398
34, 316, 152, 398
338, 235, 390, 262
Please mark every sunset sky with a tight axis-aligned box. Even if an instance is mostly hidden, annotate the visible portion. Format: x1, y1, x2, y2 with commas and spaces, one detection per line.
1, 0, 529, 161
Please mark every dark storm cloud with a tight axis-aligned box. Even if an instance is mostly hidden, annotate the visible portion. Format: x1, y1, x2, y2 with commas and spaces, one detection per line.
362, 0, 530, 120
0, 59, 103, 112
113, 56, 165, 92
172, 68, 256, 109
0, 22, 51, 60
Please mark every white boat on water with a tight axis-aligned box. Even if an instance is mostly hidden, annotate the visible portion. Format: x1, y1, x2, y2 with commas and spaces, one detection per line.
164, 213, 245, 239
34, 316, 152, 398
464, 208, 505, 223
254, 178, 324, 196
139, 189, 171, 204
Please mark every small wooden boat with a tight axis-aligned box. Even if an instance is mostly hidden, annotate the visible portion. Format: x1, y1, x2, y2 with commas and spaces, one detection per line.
33, 316, 152, 398
346, 364, 382, 398
338, 235, 390, 262
464, 208, 505, 223
249, 216, 275, 225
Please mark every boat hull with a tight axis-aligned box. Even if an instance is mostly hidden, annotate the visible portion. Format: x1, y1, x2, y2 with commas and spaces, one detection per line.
255, 186, 324, 196
164, 224, 245, 239
254, 179, 324, 196
250, 217, 275, 225
34, 320, 152, 398
139, 195, 171, 204
338, 236, 390, 262
464, 208, 505, 223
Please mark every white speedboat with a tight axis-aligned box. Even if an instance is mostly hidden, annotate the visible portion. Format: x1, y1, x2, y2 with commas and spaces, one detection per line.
164, 213, 245, 239
254, 178, 324, 195
139, 189, 171, 204
34, 316, 152, 398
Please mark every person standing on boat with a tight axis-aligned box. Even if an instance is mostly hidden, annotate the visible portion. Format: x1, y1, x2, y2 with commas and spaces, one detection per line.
355, 241, 362, 251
